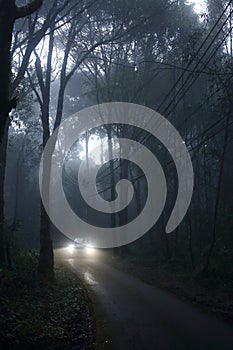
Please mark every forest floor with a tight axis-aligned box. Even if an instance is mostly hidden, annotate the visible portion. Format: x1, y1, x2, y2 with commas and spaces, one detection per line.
0, 255, 95, 350
105, 255, 233, 325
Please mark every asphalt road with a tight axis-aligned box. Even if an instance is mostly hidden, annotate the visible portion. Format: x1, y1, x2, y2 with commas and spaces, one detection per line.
57, 248, 233, 350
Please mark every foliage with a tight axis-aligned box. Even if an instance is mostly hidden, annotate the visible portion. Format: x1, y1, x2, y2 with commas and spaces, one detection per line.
1, 0, 233, 287
0, 252, 94, 350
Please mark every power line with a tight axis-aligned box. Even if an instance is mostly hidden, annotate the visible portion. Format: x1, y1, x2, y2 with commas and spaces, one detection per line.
188, 118, 233, 154
157, 0, 233, 113
164, 24, 233, 119
178, 76, 232, 126
162, 10, 233, 118
137, 64, 233, 151
132, 3, 233, 146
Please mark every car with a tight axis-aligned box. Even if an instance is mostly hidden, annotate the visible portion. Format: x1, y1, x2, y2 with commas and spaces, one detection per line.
66, 239, 96, 255
74, 238, 85, 249
67, 238, 84, 252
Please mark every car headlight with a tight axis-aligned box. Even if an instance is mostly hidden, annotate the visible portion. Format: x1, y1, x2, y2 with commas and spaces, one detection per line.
67, 244, 75, 253
85, 245, 95, 255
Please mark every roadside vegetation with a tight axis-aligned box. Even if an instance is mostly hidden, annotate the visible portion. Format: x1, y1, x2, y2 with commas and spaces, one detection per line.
0, 0, 233, 344
0, 250, 95, 350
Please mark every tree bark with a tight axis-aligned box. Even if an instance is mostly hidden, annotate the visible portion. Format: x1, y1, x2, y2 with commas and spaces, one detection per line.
38, 202, 54, 280
0, 121, 9, 268
36, 23, 55, 280
107, 127, 116, 229
204, 112, 231, 272
0, 0, 43, 144
0, 1, 15, 143
0, 0, 43, 269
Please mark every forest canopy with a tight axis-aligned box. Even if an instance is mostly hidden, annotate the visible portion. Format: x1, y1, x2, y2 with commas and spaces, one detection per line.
0, 0, 232, 277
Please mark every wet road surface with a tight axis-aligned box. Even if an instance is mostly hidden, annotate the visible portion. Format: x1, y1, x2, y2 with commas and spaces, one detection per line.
57, 249, 233, 350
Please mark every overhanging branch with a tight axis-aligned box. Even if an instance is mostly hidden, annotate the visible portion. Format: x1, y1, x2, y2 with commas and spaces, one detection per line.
15, 0, 43, 19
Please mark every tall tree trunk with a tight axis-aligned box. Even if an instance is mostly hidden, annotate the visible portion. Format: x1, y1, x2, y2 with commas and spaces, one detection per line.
0, 1, 20, 263
118, 129, 129, 256
0, 1, 15, 144
38, 135, 54, 280
0, 0, 43, 143
187, 211, 195, 270
204, 112, 231, 272
161, 212, 170, 258
0, 121, 10, 268
37, 22, 55, 280
0, 121, 9, 267
38, 203, 54, 280
107, 127, 116, 228
0, 0, 43, 268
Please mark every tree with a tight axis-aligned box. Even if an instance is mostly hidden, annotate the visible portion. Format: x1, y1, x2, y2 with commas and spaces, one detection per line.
0, 0, 43, 144
0, 0, 82, 272
0, 0, 43, 268
27, 0, 154, 277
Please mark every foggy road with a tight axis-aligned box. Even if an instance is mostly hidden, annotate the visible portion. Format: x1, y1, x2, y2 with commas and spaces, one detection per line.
58, 249, 233, 350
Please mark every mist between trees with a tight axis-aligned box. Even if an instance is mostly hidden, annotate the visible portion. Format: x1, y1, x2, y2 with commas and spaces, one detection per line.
0, 0, 233, 278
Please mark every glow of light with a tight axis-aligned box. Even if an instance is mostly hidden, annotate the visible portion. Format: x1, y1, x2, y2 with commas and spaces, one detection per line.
85, 245, 96, 255
79, 135, 101, 163
67, 244, 75, 253
186, 0, 207, 14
